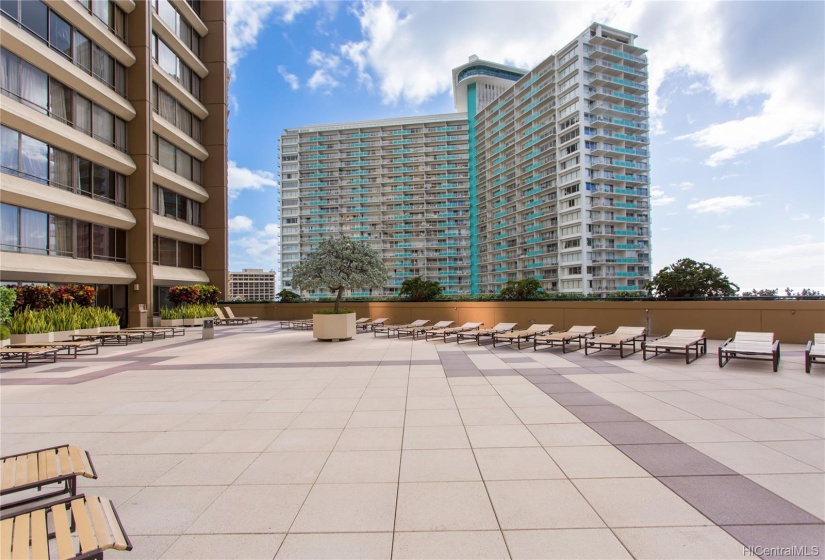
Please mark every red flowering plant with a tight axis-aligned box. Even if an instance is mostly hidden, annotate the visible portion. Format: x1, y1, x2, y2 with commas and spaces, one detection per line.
55, 285, 97, 307
14, 285, 55, 311
168, 284, 221, 306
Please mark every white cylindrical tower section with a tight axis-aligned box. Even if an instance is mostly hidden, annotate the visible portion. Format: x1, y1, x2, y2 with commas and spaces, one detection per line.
452, 55, 527, 114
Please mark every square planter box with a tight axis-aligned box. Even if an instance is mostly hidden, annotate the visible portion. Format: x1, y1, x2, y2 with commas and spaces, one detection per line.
99, 326, 120, 333
161, 319, 184, 327
313, 313, 356, 341
0, 338, 9, 348
54, 330, 78, 341
77, 328, 101, 335
183, 318, 204, 327
10, 332, 54, 344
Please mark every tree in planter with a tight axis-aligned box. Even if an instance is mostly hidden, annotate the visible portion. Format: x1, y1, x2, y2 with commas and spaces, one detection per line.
646, 258, 739, 298
499, 278, 545, 301
399, 277, 442, 302
290, 237, 389, 312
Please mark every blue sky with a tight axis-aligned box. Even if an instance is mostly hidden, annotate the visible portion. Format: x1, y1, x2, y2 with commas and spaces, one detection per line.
225, 0, 825, 292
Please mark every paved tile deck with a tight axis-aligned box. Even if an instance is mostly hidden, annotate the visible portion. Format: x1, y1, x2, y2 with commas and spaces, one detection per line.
1, 321, 823, 559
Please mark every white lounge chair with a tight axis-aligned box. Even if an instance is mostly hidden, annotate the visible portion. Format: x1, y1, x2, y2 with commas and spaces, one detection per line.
719, 331, 780, 372
584, 326, 646, 358
492, 324, 553, 349
805, 333, 824, 374
359, 318, 389, 332
533, 325, 597, 353
456, 323, 518, 345
643, 329, 707, 364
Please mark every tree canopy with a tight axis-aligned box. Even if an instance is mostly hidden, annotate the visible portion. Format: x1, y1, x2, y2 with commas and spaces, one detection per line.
646, 258, 739, 298
499, 278, 545, 300
399, 277, 443, 301
290, 237, 389, 311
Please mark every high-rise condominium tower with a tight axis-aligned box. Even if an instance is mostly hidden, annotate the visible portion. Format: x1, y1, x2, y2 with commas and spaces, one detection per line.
280, 23, 649, 297
0, 0, 228, 323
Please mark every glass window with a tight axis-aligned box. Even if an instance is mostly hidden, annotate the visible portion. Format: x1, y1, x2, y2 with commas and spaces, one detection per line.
114, 173, 126, 205
50, 215, 73, 256
93, 165, 112, 201
92, 104, 114, 145
162, 188, 176, 218
91, 0, 108, 24
158, 0, 177, 31
115, 229, 126, 261
114, 62, 126, 96
192, 159, 201, 184
191, 200, 201, 226
77, 157, 92, 195
178, 241, 193, 268
92, 44, 113, 86
49, 147, 72, 189
74, 31, 91, 73
159, 89, 176, 122
0, 203, 18, 251
151, 184, 159, 213
158, 39, 177, 77
75, 221, 90, 259
150, 82, 158, 109
20, 134, 48, 184
176, 193, 187, 220
159, 237, 177, 266
1, 0, 18, 19
111, 6, 125, 41
19, 61, 47, 113
191, 117, 201, 142
74, 93, 91, 134
20, 0, 47, 42
1, 126, 19, 173
92, 224, 112, 260
176, 149, 191, 180
20, 207, 48, 254
49, 12, 72, 58
158, 137, 175, 170
1, 48, 20, 100
115, 118, 127, 151
49, 80, 72, 125
193, 244, 202, 268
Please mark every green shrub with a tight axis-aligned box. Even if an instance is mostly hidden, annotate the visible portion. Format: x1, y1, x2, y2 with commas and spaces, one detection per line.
0, 325, 9, 340
399, 277, 443, 301
276, 289, 303, 302
7, 309, 51, 334
43, 303, 82, 331
313, 308, 354, 314
0, 286, 16, 325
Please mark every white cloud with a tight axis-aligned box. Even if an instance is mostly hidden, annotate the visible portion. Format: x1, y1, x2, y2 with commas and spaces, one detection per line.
277, 65, 300, 90
716, 242, 825, 291
668, 181, 694, 191
302, 0, 823, 164
307, 49, 345, 91
650, 186, 675, 206
227, 0, 317, 69
228, 161, 278, 198
792, 213, 811, 221
687, 195, 758, 214
229, 215, 254, 232
231, 223, 281, 271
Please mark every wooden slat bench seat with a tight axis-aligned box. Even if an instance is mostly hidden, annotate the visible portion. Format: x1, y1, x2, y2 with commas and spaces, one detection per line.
5, 341, 100, 359
533, 326, 597, 353
1, 445, 97, 509
456, 323, 518, 345
0, 347, 59, 368
492, 324, 554, 349
424, 322, 484, 343
396, 320, 454, 339
643, 329, 707, 364
806, 333, 825, 374
718, 331, 780, 372
584, 326, 647, 358
1, 494, 132, 559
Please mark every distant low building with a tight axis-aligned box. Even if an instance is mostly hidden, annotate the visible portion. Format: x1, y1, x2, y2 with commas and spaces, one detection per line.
229, 269, 276, 301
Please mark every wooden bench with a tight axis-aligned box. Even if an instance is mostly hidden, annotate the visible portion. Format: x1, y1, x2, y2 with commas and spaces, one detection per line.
1, 445, 97, 509
0, 347, 59, 368
584, 326, 647, 358
492, 324, 553, 349
456, 323, 518, 345
718, 332, 780, 372
5, 341, 100, 359
533, 326, 597, 353
1, 494, 132, 559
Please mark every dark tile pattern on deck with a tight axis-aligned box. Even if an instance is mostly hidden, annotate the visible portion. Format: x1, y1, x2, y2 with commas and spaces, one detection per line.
511, 350, 825, 555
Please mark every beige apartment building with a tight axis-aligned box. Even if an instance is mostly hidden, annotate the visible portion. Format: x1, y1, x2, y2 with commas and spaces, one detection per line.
229, 268, 276, 301
0, 0, 228, 324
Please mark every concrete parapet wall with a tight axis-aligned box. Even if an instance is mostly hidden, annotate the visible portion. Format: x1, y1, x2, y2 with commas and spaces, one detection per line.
224, 300, 825, 344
